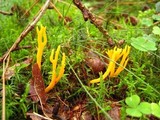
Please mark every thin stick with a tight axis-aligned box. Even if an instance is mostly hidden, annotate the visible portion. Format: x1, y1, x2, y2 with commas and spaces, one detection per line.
49, 2, 67, 24
0, 0, 51, 63
27, 112, 53, 120
58, 0, 76, 8
0, 10, 13, 15
2, 55, 10, 120
68, 61, 112, 120
21, 0, 39, 19
11, 45, 32, 52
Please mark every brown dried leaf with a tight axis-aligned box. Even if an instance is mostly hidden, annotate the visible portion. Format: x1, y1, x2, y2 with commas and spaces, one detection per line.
129, 16, 138, 26
5, 66, 15, 80
27, 113, 42, 120
108, 105, 121, 120
80, 111, 92, 120
85, 51, 105, 74
5, 58, 32, 80
27, 112, 51, 120
107, 38, 115, 47
29, 78, 39, 102
30, 63, 47, 105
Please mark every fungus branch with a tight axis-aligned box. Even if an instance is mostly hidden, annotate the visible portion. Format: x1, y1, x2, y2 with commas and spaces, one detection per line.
36, 25, 47, 70
45, 46, 66, 93
90, 45, 131, 83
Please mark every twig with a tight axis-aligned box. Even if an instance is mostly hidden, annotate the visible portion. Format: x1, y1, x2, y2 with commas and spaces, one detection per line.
0, 10, 13, 15
73, 0, 109, 38
58, 0, 76, 8
27, 112, 53, 120
0, 0, 51, 63
56, 93, 69, 107
21, 0, 39, 19
2, 55, 10, 120
49, 2, 67, 24
12, 45, 32, 52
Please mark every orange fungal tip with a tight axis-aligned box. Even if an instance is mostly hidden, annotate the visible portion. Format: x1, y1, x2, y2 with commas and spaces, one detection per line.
45, 46, 66, 93
90, 45, 131, 84
36, 25, 47, 70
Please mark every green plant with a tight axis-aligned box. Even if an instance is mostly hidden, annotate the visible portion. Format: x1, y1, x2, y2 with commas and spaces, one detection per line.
125, 94, 160, 118
130, 8, 160, 52
5, 83, 30, 120
131, 35, 157, 52
1, 0, 160, 119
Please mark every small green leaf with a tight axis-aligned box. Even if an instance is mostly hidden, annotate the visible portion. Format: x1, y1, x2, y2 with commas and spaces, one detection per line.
125, 95, 140, 108
152, 26, 160, 36
131, 37, 157, 51
151, 103, 160, 118
126, 108, 142, 117
152, 14, 160, 21
138, 102, 151, 114
141, 18, 153, 27
156, 2, 160, 13
143, 34, 157, 42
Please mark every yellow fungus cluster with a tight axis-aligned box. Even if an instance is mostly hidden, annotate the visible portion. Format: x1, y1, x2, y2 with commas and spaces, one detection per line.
36, 25, 66, 93
90, 45, 131, 84
45, 46, 66, 93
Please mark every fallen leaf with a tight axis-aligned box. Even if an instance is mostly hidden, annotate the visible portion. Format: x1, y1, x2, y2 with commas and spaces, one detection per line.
5, 58, 32, 80
80, 111, 92, 120
85, 51, 105, 74
27, 112, 42, 120
107, 38, 115, 47
29, 63, 54, 118
27, 112, 52, 120
30, 63, 47, 105
29, 78, 39, 102
108, 105, 121, 120
129, 16, 138, 26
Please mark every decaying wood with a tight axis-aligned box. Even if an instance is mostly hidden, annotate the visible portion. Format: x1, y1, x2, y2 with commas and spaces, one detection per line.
0, 0, 51, 63
73, 0, 109, 38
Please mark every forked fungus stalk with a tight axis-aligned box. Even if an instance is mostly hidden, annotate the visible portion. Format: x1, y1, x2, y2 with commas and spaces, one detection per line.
36, 25, 66, 93
45, 46, 66, 93
90, 45, 131, 83
36, 25, 47, 70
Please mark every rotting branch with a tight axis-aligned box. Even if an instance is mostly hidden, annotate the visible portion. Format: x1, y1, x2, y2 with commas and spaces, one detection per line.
73, 0, 109, 37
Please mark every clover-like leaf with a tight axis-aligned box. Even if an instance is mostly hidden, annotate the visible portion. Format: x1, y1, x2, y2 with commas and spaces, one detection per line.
125, 95, 140, 108
126, 108, 142, 117
143, 34, 157, 42
131, 37, 157, 51
152, 26, 160, 36
151, 103, 160, 118
156, 2, 160, 13
141, 18, 153, 27
152, 14, 160, 21
138, 102, 151, 115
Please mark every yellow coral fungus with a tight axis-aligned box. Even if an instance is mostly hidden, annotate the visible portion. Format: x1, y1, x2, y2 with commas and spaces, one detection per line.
45, 45, 66, 93
90, 45, 131, 84
36, 25, 47, 70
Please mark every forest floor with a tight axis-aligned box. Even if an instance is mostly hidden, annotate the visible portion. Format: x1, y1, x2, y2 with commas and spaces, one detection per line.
0, 0, 160, 120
